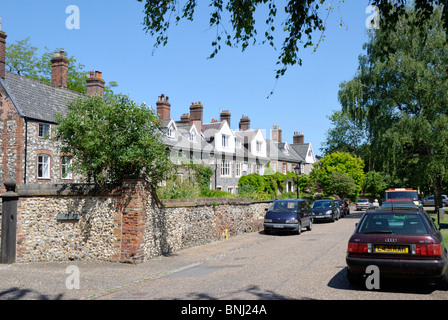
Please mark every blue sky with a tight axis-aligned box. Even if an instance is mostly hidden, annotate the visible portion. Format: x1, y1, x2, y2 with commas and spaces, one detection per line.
1, 0, 373, 156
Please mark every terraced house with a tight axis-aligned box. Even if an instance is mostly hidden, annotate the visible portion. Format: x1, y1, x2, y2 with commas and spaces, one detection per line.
156, 96, 318, 194
0, 28, 106, 189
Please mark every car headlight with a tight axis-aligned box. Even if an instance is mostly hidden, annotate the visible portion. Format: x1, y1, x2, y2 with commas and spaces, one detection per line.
326, 210, 332, 214
264, 219, 272, 223
286, 219, 298, 223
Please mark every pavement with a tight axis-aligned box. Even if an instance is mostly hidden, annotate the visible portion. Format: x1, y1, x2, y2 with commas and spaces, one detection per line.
0, 230, 272, 300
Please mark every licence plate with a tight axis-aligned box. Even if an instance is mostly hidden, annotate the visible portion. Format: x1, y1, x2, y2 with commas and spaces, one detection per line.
273, 224, 284, 228
375, 245, 409, 254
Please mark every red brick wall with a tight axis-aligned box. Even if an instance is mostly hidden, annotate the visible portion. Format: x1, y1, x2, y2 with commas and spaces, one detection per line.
0, 91, 25, 190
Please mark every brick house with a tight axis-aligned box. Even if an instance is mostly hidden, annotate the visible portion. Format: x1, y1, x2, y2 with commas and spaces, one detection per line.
0, 29, 105, 189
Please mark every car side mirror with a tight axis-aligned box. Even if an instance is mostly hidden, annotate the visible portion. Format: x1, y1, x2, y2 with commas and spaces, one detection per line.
265, 208, 268, 211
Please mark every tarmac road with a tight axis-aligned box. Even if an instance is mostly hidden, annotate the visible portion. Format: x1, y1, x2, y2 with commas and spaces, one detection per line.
0, 207, 447, 302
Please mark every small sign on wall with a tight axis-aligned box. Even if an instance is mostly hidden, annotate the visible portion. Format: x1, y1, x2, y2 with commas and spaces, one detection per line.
56, 213, 80, 221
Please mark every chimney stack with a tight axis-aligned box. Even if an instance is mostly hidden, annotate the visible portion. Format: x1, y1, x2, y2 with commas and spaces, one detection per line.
220, 110, 231, 127
51, 50, 69, 88
86, 70, 105, 96
156, 94, 171, 120
179, 113, 190, 124
190, 102, 203, 132
0, 25, 6, 80
271, 124, 282, 143
239, 115, 250, 131
293, 131, 305, 145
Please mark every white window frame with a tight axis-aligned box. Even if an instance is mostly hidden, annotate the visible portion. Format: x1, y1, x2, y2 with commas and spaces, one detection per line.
236, 162, 242, 177
222, 135, 229, 149
38, 123, 50, 138
256, 141, 262, 153
221, 160, 231, 177
61, 156, 73, 179
167, 126, 174, 138
37, 154, 50, 179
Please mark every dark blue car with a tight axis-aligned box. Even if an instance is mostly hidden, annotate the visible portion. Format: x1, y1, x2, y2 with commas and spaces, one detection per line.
263, 199, 313, 235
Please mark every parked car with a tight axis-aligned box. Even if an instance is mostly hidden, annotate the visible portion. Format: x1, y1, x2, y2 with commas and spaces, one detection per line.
263, 199, 313, 235
356, 199, 371, 211
346, 207, 448, 288
337, 199, 350, 216
312, 199, 340, 222
422, 195, 448, 207
385, 188, 420, 206
379, 200, 419, 210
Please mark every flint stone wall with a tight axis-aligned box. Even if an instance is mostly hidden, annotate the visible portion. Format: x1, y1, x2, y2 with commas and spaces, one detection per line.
2, 180, 271, 263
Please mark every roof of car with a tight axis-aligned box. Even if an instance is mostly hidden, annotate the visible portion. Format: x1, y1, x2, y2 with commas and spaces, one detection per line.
366, 207, 422, 214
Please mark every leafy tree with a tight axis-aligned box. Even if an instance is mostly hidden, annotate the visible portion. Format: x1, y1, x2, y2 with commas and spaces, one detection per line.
362, 170, 388, 199
321, 109, 366, 157
339, 7, 448, 210
312, 152, 365, 197
137, 0, 447, 78
6, 37, 117, 94
326, 171, 358, 200
55, 94, 172, 189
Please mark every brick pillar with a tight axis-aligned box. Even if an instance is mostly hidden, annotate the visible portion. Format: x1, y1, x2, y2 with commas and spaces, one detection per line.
117, 177, 148, 264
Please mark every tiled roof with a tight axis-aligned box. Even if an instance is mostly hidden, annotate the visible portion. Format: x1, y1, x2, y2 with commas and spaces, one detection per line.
4, 71, 81, 123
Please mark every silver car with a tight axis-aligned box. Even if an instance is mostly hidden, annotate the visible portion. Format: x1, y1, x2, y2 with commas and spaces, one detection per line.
422, 195, 448, 207
355, 198, 371, 211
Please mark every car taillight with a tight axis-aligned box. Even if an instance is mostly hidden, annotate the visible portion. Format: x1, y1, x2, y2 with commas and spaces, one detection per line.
416, 243, 442, 256
348, 242, 368, 254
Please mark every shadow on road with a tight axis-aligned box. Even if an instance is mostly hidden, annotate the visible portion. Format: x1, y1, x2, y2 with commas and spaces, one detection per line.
179, 284, 316, 300
0, 287, 64, 300
328, 267, 439, 295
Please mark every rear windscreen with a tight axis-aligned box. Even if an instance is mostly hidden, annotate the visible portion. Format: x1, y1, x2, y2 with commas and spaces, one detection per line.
386, 191, 418, 201
269, 201, 298, 212
357, 213, 429, 235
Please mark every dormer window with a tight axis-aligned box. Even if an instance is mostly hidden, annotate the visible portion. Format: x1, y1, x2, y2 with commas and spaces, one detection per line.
167, 126, 174, 138
189, 131, 196, 142
235, 138, 241, 149
283, 144, 289, 155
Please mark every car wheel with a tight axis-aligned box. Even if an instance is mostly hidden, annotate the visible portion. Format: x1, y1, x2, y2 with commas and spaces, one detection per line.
306, 219, 312, 231
296, 222, 302, 235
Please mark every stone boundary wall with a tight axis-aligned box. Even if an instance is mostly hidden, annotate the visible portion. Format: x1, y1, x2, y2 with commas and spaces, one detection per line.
1, 179, 272, 264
